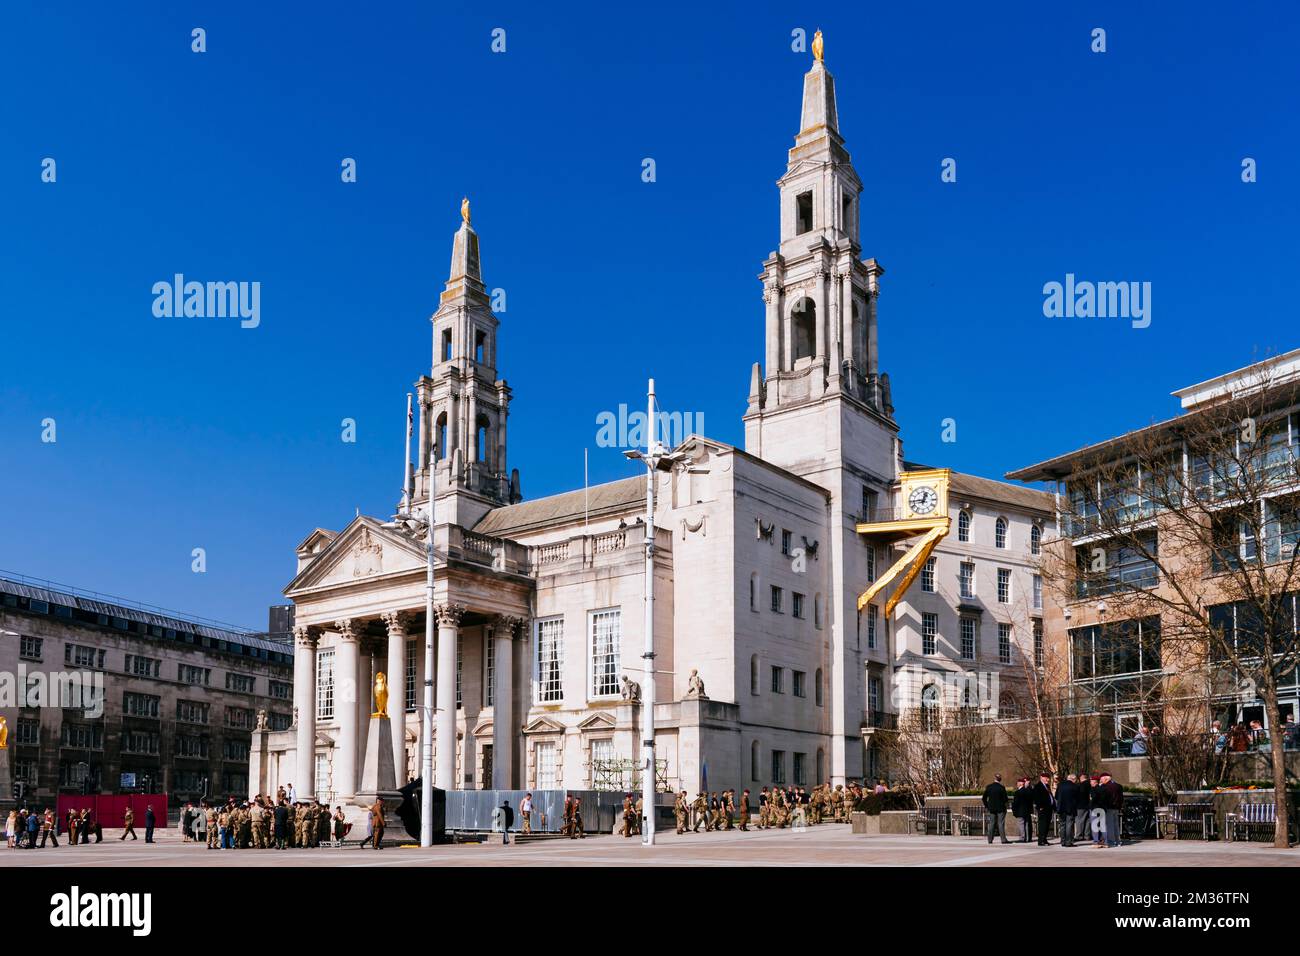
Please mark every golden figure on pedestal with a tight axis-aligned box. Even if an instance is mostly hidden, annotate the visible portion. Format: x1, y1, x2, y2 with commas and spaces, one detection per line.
812, 29, 824, 62
0, 716, 7, 749
461, 196, 471, 226
372, 672, 389, 719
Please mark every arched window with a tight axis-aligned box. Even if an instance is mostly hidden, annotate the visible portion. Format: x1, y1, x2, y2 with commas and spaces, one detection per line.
921, 683, 940, 732
751, 740, 760, 782
750, 654, 759, 696
957, 510, 971, 542
791, 298, 816, 361
1030, 524, 1042, 555
815, 668, 823, 707
995, 517, 1008, 549
436, 413, 448, 460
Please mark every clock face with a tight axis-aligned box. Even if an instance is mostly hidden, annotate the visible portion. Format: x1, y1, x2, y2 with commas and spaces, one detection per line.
908, 485, 938, 516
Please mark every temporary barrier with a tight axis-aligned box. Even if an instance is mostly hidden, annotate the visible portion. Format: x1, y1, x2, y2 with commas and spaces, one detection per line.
53, 794, 169, 833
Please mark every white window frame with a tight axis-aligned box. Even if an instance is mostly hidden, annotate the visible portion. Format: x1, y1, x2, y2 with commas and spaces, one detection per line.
959, 561, 976, 599
998, 622, 1012, 664
997, 568, 1012, 604
960, 616, 976, 660
922, 612, 938, 655
995, 517, 1008, 549
588, 607, 622, 699
921, 556, 936, 593
535, 741, 557, 789
534, 616, 565, 704
316, 648, 335, 720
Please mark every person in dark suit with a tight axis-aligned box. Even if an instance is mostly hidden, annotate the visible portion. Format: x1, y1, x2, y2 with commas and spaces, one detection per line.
1075, 772, 1092, 843
1056, 773, 1080, 847
1031, 773, 1055, 845
1011, 778, 1034, 842
980, 773, 1010, 844
1100, 771, 1124, 847
144, 805, 156, 843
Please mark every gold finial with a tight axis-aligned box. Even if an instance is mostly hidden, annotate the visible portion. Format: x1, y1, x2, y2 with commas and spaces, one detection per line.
460, 196, 471, 226
812, 29, 824, 62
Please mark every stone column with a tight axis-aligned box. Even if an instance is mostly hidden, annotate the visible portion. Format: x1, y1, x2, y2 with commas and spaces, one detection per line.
828, 269, 842, 379
416, 378, 432, 498
382, 611, 410, 784
815, 268, 828, 369
489, 616, 522, 790
841, 272, 855, 373
293, 625, 318, 800
335, 619, 361, 801
764, 286, 780, 375
435, 604, 464, 790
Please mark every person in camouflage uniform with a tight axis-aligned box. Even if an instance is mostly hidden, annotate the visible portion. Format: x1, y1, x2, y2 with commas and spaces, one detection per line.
674, 791, 689, 834
738, 789, 751, 831
691, 793, 707, 832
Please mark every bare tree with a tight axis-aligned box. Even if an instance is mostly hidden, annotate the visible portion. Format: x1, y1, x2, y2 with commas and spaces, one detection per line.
1042, 366, 1300, 846
876, 706, 992, 804
1011, 639, 1101, 779
1143, 684, 1230, 801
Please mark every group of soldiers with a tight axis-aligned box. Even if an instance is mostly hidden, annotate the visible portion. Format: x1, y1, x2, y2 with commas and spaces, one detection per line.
183, 790, 347, 850
673, 782, 875, 834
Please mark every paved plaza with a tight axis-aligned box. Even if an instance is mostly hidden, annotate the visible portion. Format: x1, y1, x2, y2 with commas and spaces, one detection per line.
4, 825, 1298, 867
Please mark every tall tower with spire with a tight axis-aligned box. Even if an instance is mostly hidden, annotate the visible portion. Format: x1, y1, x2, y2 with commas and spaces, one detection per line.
744, 30, 894, 469
411, 200, 520, 527
743, 33, 900, 785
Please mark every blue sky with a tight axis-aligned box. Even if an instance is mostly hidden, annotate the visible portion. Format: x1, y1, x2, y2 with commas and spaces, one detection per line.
1, 1, 1296, 628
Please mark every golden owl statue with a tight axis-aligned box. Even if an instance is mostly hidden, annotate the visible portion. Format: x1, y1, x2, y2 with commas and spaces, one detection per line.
372, 672, 389, 719
0, 716, 7, 750
460, 196, 471, 226
812, 29, 824, 62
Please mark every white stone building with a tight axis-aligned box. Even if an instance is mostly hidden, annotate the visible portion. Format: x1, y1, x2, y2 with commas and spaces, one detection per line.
249, 42, 1051, 811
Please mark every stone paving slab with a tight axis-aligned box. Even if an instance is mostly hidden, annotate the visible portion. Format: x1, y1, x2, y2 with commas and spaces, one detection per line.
3, 825, 1298, 867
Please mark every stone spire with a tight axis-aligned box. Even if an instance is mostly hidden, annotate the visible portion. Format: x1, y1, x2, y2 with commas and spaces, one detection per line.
443, 196, 484, 304
799, 31, 838, 135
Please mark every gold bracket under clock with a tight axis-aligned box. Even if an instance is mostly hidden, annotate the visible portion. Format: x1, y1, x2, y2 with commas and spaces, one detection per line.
856, 469, 952, 616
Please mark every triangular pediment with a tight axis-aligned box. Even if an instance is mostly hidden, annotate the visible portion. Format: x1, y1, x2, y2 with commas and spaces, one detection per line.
577, 711, 616, 731
522, 716, 565, 735
285, 516, 429, 595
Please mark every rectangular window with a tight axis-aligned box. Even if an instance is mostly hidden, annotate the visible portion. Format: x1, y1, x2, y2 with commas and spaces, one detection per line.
959, 562, 975, 599
317, 648, 335, 719
793, 670, 806, 698
1033, 574, 1043, 610
866, 544, 876, 582
1074, 531, 1159, 597
268, 712, 291, 732
125, 654, 161, 678
179, 664, 211, 686
15, 719, 40, 745
535, 617, 564, 703
123, 693, 160, 718
868, 676, 881, 720
225, 672, 255, 693
315, 753, 329, 799
176, 700, 210, 724
793, 752, 807, 786
921, 557, 936, 593
796, 191, 813, 234
867, 604, 878, 649
862, 487, 878, 522
781, 529, 792, 556
999, 623, 1012, 664
484, 633, 495, 707
997, 568, 1011, 604
960, 617, 976, 660
441, 328, 452, 362
19, 635, 42, 660
771, 750, 786, 784
1033, 619, 1044, 667
535, 741, 557, 789
770, 666, 784, 694
64, 644, 105, 669
770, 586, 783, 613
406, 638, 417, 712
225, 706, 255, 729
922, 612, 938, 656
61, 722, 104, 750
175, 734, 209, 758
589, 739, 615, 788
589, 608, 622, 698
792, 593, 805, 619
223, 739, 250, 762
122, 731, 159, 755
269, 680, 292, 700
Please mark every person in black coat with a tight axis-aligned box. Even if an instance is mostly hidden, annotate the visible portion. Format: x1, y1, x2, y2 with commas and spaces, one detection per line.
273, 803, 290, 849
1055, 774, 1080, 846
1074, 773, 1092, 844
980, 774, 1010, 844
1010, 778, 1034, 842
144, 805, 156, 844
1030, 773, 1055, 845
